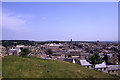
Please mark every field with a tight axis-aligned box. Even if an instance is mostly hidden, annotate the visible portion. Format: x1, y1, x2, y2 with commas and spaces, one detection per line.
2, 56, 120, 78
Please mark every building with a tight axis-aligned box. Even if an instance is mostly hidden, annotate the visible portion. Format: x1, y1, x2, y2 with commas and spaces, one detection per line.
79, 52, 91, 59
95, 61, 107, 73
16, 45, 25, 48
64, 58, 75, 63
8, 49, 18, 55
107, 65, 120, 75
108, 53, 118, 64
76, 59, 92, 69
70, 39, 73, 49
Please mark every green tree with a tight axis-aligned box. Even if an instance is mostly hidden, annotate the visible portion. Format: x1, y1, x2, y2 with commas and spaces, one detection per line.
87, 53, 103, 69
68, 55, 72, 58
103, 54, 108, 64
20, 48, 31, 57
47, 49, 53, 55
20, 47, 23, 51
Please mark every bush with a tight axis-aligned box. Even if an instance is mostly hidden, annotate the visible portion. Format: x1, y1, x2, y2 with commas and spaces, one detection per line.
20, 48, 31, 57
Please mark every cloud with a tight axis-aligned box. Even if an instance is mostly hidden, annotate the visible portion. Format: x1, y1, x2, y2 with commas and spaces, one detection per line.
2, 12, 27, 31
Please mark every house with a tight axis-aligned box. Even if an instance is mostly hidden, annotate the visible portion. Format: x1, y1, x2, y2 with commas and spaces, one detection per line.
77, 59, 92, 69
51, 53, 65, 59
107, 65, 120, 76
8, 49, 17, 55
99, 53, 104, 58
108, 53, 118, 65
16, 45, 25, 48
95, 61, 107, 73
8, 47, 22, 55
65, 58, 73, 63
57, 58, 65, 61
77, 59, 107, 73
37, 53, 47, 59
79, 53, 91, 59
67, 49, 81, 58
64, 58, 76, 63
47, 43, 63, 50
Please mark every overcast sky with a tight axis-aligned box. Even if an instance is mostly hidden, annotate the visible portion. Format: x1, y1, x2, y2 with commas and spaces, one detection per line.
2, 2, 118, 41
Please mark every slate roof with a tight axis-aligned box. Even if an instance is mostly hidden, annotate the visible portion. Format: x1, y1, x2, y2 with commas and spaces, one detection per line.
65, 58, 73, 63
80, 53, 90, 56
80, 59, 92, 66
9, 49, 17, 51
95, 62, 107, 69
107, 54, 113, 58
107, 65, 120, 71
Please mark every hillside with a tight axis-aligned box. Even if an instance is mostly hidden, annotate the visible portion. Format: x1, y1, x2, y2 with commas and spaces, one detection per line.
2, 56, 120, 78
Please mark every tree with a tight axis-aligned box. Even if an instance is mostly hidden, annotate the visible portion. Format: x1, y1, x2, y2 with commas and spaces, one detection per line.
118, 54, 120, 64
103, 54, 108, 64
20, 48, 31, 57
47, 49, 53, 55
20, 47, 23, 51
68, 55, 72, 58
87, 53, 103, 69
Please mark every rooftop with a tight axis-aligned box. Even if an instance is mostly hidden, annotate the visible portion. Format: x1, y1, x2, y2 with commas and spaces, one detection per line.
80, 59, 92, 66
95, 62, 106, 68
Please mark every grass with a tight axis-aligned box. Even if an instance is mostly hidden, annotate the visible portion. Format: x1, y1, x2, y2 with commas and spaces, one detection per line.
2, 56, 120, 78
0, 57, 2, 79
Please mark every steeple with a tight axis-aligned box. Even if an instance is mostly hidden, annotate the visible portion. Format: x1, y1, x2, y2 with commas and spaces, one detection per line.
70, 39, 72, 43
70, 39, 73, 49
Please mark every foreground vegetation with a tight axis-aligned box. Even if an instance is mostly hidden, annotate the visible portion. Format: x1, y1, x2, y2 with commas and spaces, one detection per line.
2, 56, 120, 78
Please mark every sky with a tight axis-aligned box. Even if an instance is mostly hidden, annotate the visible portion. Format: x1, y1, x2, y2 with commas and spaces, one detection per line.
2, 2, 118, 41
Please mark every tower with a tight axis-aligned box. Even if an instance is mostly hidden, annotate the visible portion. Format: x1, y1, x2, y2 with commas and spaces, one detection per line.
70, 39, 72, 43
70, 39, 73, 49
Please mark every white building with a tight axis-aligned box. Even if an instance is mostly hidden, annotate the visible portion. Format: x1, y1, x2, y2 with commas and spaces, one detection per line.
16, 45, 25, 48
107, 65, 120, 75
95, 62, 107, 73
78, 59, 92, 68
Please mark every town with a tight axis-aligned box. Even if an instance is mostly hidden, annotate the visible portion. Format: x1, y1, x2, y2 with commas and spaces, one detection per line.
1, 40, 120, 76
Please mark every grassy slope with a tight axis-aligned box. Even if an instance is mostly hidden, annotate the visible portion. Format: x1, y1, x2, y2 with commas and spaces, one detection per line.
2, 56, 120, 78
0, 57, 2, 79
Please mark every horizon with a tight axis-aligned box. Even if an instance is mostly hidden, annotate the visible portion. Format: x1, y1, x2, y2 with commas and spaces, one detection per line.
2, 39, 118, 42
2, 2, 118, 41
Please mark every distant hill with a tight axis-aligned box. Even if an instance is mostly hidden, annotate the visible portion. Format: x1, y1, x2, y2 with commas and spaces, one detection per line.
2, 40, 35, 47
2, 56, 120, 78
